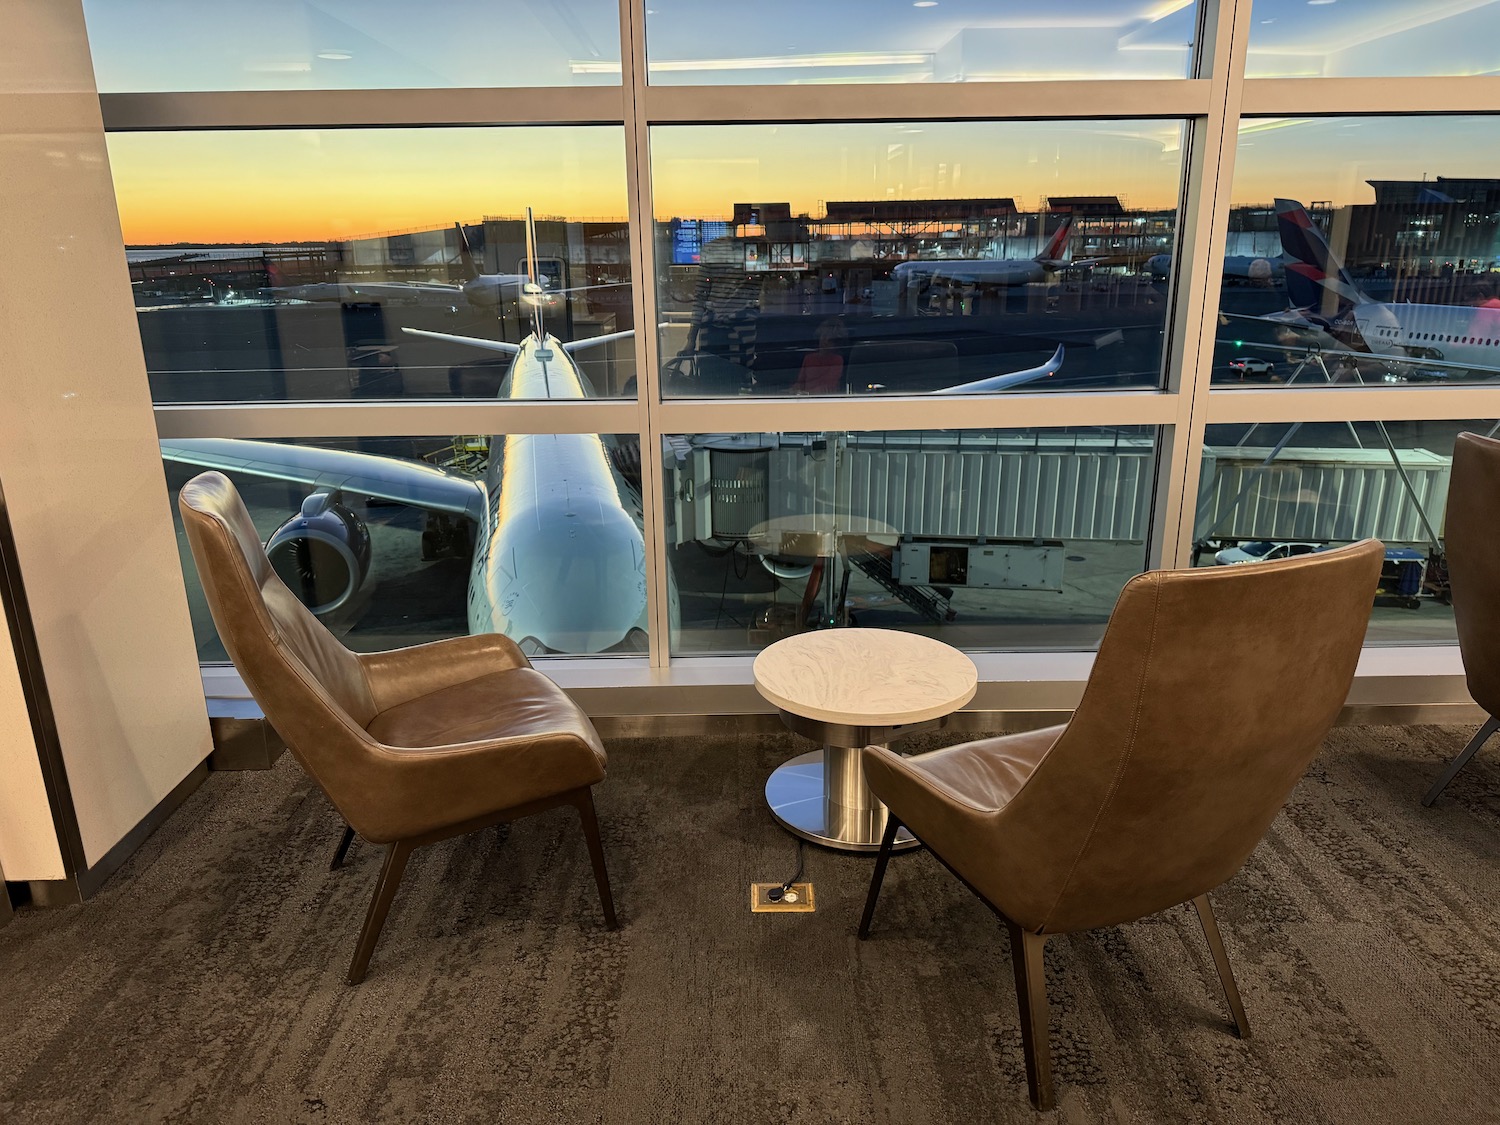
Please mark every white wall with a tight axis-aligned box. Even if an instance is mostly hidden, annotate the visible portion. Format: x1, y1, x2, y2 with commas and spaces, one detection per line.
0, 1, 213, 869
0, 595, 66, 881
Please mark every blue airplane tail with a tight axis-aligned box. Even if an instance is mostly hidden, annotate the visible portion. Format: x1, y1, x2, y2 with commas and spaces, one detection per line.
1275, 198, 1368, 312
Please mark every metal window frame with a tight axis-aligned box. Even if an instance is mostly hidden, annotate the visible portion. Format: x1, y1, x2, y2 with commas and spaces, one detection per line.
98, 0, 1500, 684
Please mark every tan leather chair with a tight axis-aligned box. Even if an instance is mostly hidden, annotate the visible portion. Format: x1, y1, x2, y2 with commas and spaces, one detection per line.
179, 472, 616, 985
1423, 430, 1500, 805
856, 540, 1384, 1110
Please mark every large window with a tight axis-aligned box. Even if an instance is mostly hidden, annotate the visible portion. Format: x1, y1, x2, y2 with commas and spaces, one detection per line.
1215, 117, 1500, 389
653, 121, 1186, 397
664, 427, 1157, 653
1196, 420, 1498, 645
111, 128, 635, 402
644, 2, 1200, 85
166, 432, 646, 659
100, 0, 1500, 683
1245, 0, 1500, 79
82, 0, 623, 91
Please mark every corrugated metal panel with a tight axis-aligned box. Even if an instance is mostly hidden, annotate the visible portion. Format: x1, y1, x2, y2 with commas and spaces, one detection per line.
1196, 447, 1450, 544
760, 435, 1154, 542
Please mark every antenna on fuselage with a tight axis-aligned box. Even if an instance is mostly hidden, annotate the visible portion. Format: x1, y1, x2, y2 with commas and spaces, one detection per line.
523, 205, 545, 343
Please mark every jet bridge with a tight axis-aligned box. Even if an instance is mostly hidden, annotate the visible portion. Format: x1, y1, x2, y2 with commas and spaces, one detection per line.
1197, 446, 1450, 546
671, 430, 1156, 547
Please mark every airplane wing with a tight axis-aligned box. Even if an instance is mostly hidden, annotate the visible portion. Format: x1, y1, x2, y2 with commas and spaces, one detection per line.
928, 345, 1065, 395
561, 329, 636, 354
161, 438, 488, 522
401, 327, 521, 355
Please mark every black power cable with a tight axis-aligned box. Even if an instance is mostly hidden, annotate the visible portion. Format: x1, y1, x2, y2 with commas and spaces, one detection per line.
765, 839, 805, 903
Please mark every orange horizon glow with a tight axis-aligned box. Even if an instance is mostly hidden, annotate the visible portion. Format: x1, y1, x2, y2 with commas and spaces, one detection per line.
108, 119, 1496, 245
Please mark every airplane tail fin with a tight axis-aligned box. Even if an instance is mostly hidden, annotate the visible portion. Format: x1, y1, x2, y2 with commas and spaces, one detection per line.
453, 222, 481, 280
1275, 198, 1368, 311
1035, 214, 1075, 264
523, 206, 546, 339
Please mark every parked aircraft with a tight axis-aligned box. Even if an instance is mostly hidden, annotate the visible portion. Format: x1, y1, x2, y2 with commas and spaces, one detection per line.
1146, 252, 1284, 284
164, 216, 1067, 653
267, 223, 557, 311
1235, 199, 1500, 379
891, 214, 1096, 290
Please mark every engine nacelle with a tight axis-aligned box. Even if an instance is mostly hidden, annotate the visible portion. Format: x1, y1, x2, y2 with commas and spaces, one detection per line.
265, 491, 372, 617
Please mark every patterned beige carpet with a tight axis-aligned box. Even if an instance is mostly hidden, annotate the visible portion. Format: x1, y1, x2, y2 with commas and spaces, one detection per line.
0, 724, 1496, 1124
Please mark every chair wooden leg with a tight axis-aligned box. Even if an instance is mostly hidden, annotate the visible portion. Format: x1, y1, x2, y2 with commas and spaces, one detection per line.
329, 823, 356, 871
347, 839, 413, 986
1005, 920, 1053, 1111
1423, 715, 1499, 806
858, 816, 902, 940
574, 789, 618, 931
1193, 893, 1250, 1039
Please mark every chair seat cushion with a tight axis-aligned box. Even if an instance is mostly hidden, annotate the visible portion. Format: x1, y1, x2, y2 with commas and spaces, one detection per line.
366, 667, 605, 770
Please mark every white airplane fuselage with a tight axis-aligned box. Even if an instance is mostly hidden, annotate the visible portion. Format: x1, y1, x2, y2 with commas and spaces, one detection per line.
468, 334, 650, 652
894, 258, 1053, 288
1340, 301, 1500, 370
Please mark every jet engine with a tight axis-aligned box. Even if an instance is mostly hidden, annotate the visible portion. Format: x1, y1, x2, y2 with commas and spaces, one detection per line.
264, 491, 373, 617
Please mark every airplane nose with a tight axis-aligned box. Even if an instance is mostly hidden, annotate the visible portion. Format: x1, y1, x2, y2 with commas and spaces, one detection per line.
495, 502, 648, 654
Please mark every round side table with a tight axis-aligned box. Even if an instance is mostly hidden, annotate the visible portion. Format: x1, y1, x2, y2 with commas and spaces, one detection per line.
753, 628, 978, 853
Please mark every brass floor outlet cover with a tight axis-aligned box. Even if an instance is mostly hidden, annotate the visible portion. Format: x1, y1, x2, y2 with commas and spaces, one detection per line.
750, 882, 816, 913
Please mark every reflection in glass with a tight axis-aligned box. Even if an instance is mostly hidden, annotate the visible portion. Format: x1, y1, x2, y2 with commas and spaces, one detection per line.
653, 122, 1185, 397
83, 0, 621, 91
1195, 419, 1500, 644
1247, 0, 1500, 79
646, 1, 1197, 85
1214, 117, 1500, 388
663, 427, 1157, 654
165, 431, 647, 659
110, 128, 636, 402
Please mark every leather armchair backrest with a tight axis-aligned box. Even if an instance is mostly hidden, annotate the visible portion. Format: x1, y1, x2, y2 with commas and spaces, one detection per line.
178, 473, 380, 798
990, 540, 1383, 935
1448, 432, 1500, 716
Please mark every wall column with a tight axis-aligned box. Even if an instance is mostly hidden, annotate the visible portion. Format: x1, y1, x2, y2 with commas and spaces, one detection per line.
0, 0, 213, 900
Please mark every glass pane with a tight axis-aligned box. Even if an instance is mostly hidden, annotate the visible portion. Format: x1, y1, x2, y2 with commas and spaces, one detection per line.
111, 128, 636, 402
645, 1, 1198, 85
83, 0, 621, 91
166, 432, 647, 659
1195, 419, 1497, 644
1214, 117, 1500, 389
1247, 0, 1500, 79
662, 426, 1157, 654
653, 121, 1185, 398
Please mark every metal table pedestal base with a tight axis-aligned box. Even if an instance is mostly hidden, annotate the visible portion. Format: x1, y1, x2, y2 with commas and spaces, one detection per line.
765, 746, 920, 853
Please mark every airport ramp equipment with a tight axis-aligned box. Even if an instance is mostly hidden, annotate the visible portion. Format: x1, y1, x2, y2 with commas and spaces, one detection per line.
1197, 446, 1451, 546
844, 544, 955, 624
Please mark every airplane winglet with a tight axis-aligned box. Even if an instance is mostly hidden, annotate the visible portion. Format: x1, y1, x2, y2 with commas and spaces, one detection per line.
929, 344, 1064, 395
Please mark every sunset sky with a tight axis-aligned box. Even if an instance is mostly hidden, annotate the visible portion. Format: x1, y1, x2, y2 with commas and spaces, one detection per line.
107, 117, 1496, 246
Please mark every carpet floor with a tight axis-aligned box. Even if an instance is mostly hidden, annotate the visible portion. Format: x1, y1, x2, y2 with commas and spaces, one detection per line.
0, 724, 1497, 1124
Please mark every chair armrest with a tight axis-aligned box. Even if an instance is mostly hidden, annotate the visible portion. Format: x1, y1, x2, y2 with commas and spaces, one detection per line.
358, 633, 531, 714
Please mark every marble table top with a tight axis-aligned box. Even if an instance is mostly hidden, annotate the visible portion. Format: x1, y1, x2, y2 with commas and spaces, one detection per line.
753, 628, 978, 726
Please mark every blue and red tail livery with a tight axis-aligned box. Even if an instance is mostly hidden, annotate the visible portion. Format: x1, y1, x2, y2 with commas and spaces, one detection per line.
1274, 198, 1368, 312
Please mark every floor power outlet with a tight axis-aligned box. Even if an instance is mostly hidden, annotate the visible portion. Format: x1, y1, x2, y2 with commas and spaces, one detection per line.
750, 882, 816, 913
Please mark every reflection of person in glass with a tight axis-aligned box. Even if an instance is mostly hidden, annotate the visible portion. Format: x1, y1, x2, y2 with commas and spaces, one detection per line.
791, 318, 847, 394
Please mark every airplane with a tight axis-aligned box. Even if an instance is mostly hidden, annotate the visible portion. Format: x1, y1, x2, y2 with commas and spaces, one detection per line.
162, 215, 1066, 655
265, 223, 563, 311
1146, 252, 1284, 284
1229, 199, 1500, 380
891, 214, 1098, 290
